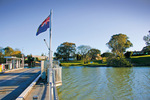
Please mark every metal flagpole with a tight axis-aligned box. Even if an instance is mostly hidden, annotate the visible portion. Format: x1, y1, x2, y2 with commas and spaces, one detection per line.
49, 9, 53, 100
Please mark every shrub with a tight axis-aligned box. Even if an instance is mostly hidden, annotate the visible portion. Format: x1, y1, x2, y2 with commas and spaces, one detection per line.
107, 57, 132, 67
124, 51, 133, 58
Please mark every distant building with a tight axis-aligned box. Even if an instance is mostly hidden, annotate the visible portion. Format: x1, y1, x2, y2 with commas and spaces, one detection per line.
95, 54, 102, 60
32, 55, 48, 60
68, 56, 75, 61
132, 51, 144, 56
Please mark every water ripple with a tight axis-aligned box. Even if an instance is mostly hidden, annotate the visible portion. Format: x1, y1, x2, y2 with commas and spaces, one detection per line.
57, 66, 150, 100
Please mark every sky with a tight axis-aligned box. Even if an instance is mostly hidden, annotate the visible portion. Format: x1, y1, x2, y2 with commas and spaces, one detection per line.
0, 0, 150, 56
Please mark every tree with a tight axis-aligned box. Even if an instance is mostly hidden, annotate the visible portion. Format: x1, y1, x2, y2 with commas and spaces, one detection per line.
4, 46, 14, 56
54, 42, 76, 61
106, 33, 133, 57
124, 51, 133, 58
77, 45, 91, 63
11, 51, 22, 57
0, 46, 23, 64
25, 55, 34, 66
101, 52, 114, 58
41, 53, 45, 56
142, 46, 150, 55
76, 54, 82, 60
4, 47, 22, 57
0, 47, 5, 64
87, 48, 101, 60
107, 57, 132, 67
143, 31, 150, 46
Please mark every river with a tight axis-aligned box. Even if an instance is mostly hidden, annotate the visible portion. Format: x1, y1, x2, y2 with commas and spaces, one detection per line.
57, 66, 150, 100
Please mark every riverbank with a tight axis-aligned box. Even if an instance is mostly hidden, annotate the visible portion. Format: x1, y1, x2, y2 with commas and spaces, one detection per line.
130, 55, 150, 66
60, 60, 107, 67
60, 55, 150, 67
60, 63, 107, 67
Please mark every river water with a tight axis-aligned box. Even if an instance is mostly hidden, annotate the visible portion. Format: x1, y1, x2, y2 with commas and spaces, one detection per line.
57, 66, 150, 100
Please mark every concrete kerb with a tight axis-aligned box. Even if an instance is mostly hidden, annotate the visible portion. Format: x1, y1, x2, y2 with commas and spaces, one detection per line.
16, 74, 41, 100
5, 67, 24, 73
0, 67, 24, 74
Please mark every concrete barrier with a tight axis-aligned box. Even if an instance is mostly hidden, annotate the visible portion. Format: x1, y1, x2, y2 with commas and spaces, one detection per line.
5, 67, 24, 73
0, 67, 24, 74
16, 74, 41, 100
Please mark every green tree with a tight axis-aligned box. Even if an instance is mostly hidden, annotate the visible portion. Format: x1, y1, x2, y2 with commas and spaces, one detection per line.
0, 46, 23, 63
124, 51, 133, 58
4, 46, 14, 56
0, 47, 5, 64
77, 45, 91, 63
35, 57, 39, 61
4, 47, 22, 57
25, 55, 34, 66
87, 48, 101, 60
107, 57, 132, 67
54, 42, 76, 61
143, 31, 150, 46
11, 50, 22, 57
142, 46, 150, 55
106, 33, 133, 58
76, 54, 82, 60
41, 53, 45, 56
101, 52, 114, 58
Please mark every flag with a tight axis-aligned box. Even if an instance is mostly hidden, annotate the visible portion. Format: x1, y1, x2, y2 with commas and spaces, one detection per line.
36, 15, 50, 36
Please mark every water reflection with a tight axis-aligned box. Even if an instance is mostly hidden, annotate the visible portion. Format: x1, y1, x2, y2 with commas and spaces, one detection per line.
57, 66, 150, 100
106, 68, 133, 100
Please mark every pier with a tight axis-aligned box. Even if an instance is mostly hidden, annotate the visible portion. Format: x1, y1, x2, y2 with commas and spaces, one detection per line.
16, 60, 62, 100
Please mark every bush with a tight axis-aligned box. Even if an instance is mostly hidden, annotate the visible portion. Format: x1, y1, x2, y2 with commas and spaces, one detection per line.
124, 51, 133, 58
0, 57, 6, 64
101, 52, 115, 57
107, 57, 132, 67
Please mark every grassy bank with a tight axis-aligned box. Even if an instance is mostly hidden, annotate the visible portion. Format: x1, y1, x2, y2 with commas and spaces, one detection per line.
60, 55, 150, 67
131, 55, 150, 66
60, 60, 107, 67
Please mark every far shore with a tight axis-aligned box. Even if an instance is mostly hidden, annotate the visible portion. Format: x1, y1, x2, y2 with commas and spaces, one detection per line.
60, 62, 150, 67
60, 55, 150, 67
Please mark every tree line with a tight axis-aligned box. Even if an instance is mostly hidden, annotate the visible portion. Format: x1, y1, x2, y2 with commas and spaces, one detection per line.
54, 42, 101, 64
0, 46, 22, 64
54, 32, 150, 67
54, 33, 133, 65
1, 32, 150, 67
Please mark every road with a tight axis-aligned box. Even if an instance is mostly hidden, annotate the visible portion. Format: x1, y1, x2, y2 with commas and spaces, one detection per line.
0, 67, 40, 100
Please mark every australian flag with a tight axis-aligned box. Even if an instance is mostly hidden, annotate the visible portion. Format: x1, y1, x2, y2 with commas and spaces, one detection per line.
36, 15, 50, 36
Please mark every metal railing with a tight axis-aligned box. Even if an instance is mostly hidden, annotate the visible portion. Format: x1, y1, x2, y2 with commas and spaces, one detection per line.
41, 60, 62, 100
53, 67, 62, 87
52, 64, 62, 100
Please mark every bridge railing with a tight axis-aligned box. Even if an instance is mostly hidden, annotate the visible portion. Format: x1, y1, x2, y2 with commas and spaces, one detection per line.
53, 67, 62, 87
41, 60, 62, 100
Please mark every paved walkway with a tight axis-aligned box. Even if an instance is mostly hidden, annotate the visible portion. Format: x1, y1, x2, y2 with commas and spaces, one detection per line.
25, 78, 50, 100
0, 68, 40, 100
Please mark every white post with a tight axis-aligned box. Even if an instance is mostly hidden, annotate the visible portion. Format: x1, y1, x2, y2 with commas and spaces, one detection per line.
49, 9, 53, 100
22, 54, 24, 68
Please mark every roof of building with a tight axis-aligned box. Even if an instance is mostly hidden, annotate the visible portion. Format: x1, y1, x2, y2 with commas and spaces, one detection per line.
32, 55, 48, 59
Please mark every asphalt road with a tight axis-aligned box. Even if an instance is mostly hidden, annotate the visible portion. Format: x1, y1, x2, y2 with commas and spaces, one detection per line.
0, 67, 40, 100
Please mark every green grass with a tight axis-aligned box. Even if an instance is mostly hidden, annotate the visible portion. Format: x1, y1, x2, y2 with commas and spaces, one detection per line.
131, 55, 150, 66
131, 55, 150, 58
60, 60, 107, 67
60, 55, 150, 67
60, 63, 82, 66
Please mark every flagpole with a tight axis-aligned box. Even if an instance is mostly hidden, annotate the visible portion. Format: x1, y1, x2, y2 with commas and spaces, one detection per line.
49, 10, 52, 67
49, 9, 53, 100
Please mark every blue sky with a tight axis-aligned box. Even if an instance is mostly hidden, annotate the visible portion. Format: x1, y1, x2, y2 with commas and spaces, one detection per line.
1, 0, 150, 56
